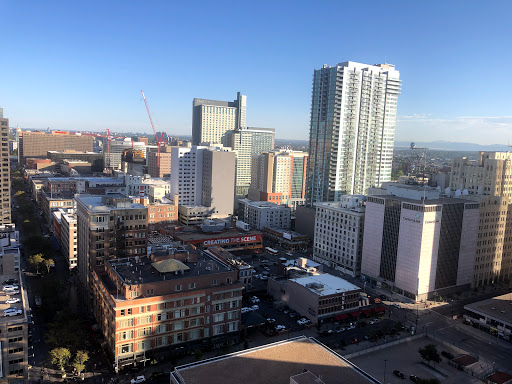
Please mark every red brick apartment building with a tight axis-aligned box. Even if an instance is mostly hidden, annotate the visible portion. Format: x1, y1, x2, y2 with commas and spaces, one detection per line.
91, 247, 243, 369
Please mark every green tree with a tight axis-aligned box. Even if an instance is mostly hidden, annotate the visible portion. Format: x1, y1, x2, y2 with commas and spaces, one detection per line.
46, 311, 87, 350
50, 347, 71, 371
194, 349, 203, 361
72, 350, 89, 375
418, 344, 441, 367
28, 253, 44, 273
43, 258, 55, 273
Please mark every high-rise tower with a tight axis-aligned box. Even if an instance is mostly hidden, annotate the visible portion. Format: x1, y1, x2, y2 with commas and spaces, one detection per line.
0, 108, 11, 224
192, 92, 247, 146
306, 61, 401, 204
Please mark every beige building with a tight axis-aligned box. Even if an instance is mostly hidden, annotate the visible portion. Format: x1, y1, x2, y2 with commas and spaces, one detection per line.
249, 150, 308, 211
0, 109, 10, 225
60, 209, 78, 270
0, 248, 29, 384
451, 152, 512, 196
147, 146, 172, 178
451, 152, 512, 287
18, 130, 93, 163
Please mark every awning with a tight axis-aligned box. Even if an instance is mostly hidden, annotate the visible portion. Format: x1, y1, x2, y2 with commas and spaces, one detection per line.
374, 306, 386, 313
335, 314, 349, 321
350, 311, 361, 317
362, 309, 373, 315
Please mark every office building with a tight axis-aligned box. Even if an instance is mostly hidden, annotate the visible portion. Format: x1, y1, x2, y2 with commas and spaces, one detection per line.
313, 196, 366, 277
248, 150, 308, 211
229, 127, 275, 196
18, 130, 93, 163
239, 199, 291, 230
205, 247, 254, 291
267, 273, 361, 325
450, 152, 512, 196
0, 109, 11, 224
104, 138, 146, 170
75, 194, 148, 302
361, 185, 478, 301
170, 146, 236, 222
91, 249, 243, 369
47, 150, 103, 172
171, 336, 379, 384
192, 92, 246, 146
262, 227, 309, 251
451, 152, 512, 287
306, 61, 401, 204
147, 146, 172, 178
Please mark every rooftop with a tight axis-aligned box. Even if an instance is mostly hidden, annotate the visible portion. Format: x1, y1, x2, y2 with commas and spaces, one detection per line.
0, 269, 29, 326
75, 194, 146, 212
104, 251, 231, 287
264, 227, 308, 239
290, 274, 360, 296
240, 199, 289, 210
171, 336, 378, 384
464, 293, 512, 325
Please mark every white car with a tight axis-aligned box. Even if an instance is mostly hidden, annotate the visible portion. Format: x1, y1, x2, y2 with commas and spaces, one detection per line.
260, 276, 268, 281
335, 327, 346, 333
250, 296, 260, 303
3, 308, 22, 317
393, 303, 402, 309
131, 376, 146, 384
241, 307, 251, 313
251, 305, 259, 311
6, 298, 21, 304
3, 285, 18, 291
276, 325, 286, 331
266, 318, 276, 323
297, 318, 309, 325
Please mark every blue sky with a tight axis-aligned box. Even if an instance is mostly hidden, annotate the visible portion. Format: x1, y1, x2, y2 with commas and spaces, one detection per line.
1, 1, 511, 144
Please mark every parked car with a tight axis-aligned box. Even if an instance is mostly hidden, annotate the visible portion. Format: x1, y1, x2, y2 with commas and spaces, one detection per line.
266, 318, 276, 323
393, 370, 406, 379
4, 289, 19, 295
130, 375, 146, 384
2, 279, 18, 285
374, 298, 381, 303
251, 305, 259, 311
6, 298, 21, 304
335, 327, 346, 333
35, 296, 42, 308
3, 285, 19, 291
241, 307, 251, 313
393, 303, 402, 309
297, 318, 309, 325
275, 325, 286, 331
410, 375, 419, 382
3, 308, 22, 317
350, 337, 360, 344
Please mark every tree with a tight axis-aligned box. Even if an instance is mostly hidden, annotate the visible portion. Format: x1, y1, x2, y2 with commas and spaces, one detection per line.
28, 253, 44, 274
47, 311, 87, 350
43, 258, 55, 273
50, 347, 71, 371
418, 344, 441, 367
72, 350, 89, 375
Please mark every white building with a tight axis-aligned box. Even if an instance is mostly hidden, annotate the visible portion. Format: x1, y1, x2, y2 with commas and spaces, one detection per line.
171, 146, 236, 223
124, 174, 170, 197
361, 185, 479, 302
239, 199, 291, 230
313, 195, 365, 277
60, 209, 78, 270
307, 61, 401, 204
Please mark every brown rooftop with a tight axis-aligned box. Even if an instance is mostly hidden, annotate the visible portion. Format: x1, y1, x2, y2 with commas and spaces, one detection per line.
452, 354, 478, 367
172, 337, 378, 384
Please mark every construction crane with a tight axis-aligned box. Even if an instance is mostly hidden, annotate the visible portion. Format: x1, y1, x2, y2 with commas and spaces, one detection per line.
141, 90, 165, 169
82, 130, 127, 170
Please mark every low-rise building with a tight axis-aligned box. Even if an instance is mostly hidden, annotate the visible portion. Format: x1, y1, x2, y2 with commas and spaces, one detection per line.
267, 273, 361, 324
205, 247, 254, 291
313, 196, 366, 277
91, 250, 243, 370
239, 199, 291, 230
262, 227, 309, 251
171, 336, 379, 384
463, 294, 512, 341
173, 227, 263, 252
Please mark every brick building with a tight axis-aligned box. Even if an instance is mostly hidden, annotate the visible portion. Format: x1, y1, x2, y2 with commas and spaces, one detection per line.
91, 248, 243, 369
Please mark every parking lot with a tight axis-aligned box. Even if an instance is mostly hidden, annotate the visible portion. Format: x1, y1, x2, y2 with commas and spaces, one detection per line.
351, 337, 481, 384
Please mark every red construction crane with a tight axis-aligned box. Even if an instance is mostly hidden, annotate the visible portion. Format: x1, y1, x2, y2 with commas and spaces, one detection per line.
82, 130, 127, 169
141, 90, 165, 169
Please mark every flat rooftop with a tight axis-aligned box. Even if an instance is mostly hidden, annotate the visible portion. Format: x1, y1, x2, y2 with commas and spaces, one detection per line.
264, 227, 308, 239
464, 293, 512, 325
174, 228, 262, 242
171, 336, 378, 384
104, 251, 231, 288
75, 194, 146, 212
0, 269, 28, 326
290, 274, 360, 296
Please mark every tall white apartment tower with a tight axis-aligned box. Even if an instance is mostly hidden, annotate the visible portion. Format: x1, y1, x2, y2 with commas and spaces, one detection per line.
0, 108, 11, 224
306, 61, 401, 204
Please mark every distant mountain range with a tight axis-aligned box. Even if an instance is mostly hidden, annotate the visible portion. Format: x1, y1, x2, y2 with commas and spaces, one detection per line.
394, 141, 511, 152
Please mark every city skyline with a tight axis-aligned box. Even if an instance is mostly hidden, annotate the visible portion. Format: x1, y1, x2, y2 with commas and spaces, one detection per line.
1, 1, 511, 144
